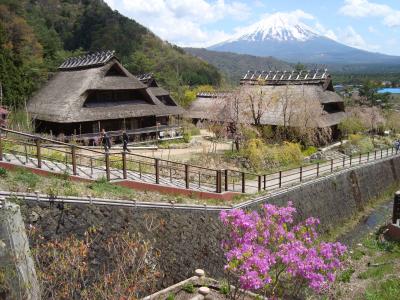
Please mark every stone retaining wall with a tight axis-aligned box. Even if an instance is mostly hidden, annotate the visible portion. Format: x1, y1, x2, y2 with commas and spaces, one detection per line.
18, 155, 400, 290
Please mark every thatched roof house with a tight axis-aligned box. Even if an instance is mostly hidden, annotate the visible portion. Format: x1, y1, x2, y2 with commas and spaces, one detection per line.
186, 69, 345, 131
28, 51, 184, 138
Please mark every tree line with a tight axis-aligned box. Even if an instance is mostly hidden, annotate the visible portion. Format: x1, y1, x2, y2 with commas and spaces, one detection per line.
0, 0, 222, 109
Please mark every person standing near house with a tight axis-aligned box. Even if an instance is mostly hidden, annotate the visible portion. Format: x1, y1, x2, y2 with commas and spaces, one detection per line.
101, 129, 111, 152
122, 130, 130, 152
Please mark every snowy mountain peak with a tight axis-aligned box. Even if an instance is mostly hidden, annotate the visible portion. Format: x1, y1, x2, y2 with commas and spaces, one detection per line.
228, 12, 318, 43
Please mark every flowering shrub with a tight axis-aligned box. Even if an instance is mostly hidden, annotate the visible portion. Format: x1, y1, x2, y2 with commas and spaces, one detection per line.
220, 202, 347, 298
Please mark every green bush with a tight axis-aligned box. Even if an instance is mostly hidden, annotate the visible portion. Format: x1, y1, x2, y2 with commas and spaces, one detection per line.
302, 146, 318, 157
347, 134, 374, 154
338, 268, 355, 283
219, 280, 230, 295
240, 139, 265, 171
259, 125, 274, 141
183, 132, 191, 143
339, 116, 366, 136
240, 140, 303, 171
166, 294, 175, 300
241, 126, 259, 141
184, 122, 201, 136
273, 142, 303, 166
0, 167, 7, 178
14, 169, 40, 189
182, 283, 195, 293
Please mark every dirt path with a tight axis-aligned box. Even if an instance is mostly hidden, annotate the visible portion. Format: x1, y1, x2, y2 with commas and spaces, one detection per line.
131, 137, 232, 161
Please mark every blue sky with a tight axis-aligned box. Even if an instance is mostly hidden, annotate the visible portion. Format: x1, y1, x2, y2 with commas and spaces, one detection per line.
104, 0, 400, 55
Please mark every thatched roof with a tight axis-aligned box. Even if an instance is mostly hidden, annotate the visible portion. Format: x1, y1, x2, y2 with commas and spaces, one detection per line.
28, 52, 184, 123
240, 69, 331, 86
136, 73, 182, 109
186, 82, 345, 128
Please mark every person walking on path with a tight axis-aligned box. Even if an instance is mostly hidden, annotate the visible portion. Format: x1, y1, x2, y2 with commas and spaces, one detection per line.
395, 139, 400, 153
122, 130, 130, 152
100, 129, 111, 152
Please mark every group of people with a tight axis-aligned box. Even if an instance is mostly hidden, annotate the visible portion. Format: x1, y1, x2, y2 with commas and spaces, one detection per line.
100, 129, 130, 153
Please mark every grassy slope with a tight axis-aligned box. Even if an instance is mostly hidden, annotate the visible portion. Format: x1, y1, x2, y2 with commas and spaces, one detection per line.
334, 234, 400, 300
0, 167, 247, 205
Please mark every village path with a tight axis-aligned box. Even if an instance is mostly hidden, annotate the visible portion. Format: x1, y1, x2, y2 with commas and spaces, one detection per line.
2, 144, 397, 196
241, 148, 397, 193
129, 135, 233, 162
74, 131, 232, 163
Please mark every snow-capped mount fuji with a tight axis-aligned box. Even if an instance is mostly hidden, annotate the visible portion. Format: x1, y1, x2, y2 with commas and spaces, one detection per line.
209, 13, 400, 64
226, 13, 317, 43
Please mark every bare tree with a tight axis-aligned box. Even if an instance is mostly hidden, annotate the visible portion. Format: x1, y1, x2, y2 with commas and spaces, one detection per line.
242, 86, 274, 126
278, 85, 331, 145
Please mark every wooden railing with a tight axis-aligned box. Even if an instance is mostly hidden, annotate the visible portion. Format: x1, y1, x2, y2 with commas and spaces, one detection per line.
0, 128, 398, 195
0, 128, 231, 193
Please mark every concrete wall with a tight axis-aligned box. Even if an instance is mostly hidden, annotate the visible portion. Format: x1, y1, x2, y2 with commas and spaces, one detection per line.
18, 155, 400, 290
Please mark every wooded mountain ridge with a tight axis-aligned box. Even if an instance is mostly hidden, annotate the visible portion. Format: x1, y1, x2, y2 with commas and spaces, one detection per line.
0, 0, 222, 108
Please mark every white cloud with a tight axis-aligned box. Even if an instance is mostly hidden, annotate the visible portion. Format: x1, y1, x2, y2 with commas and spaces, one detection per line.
314, 22, 338, 40
339, 0, 400, 27
339, 26, 367, 48
335, 26, 381, 51
104, 0, 251, 46
312, 21, 381, 52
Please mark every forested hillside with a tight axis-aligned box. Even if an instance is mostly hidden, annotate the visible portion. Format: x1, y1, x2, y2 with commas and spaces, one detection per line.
185, 47, 292, 83
0, 0, 222, 108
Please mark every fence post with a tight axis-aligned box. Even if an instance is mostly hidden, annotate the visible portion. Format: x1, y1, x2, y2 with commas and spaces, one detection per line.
0, 128, 3, 161
381, 149, 383, 159
122, 151, 127, 180
317, 162, 320, 177
224, 169, 228, 191
105, 152, 110, 181
241, 172, 245, 193
155, 159, 159, 184
367, 152, 370, 162
263, 174, 266, 190
24, 144, 28, 164
185, 164, 189, 189
331, 159, 334, 172
359, 153, 362, 164
299, 166, 303, 182
90, 157, 93, 177
71, 146, 77, 175
350, 155, 352, 166
343, 156, 345, 167
375, 150, 377, 160
258, 175, 262, 192
279, 171, 282, 188
35, 138, 42, 168
216, 170, 222, 193
392, 191, 400, 224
